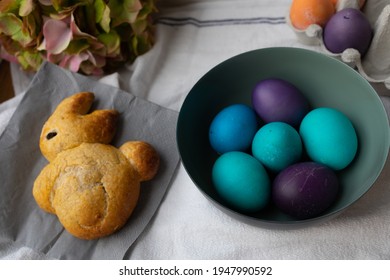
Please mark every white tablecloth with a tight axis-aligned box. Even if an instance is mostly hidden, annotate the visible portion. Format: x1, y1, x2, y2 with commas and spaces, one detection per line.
1, 0, 390, 260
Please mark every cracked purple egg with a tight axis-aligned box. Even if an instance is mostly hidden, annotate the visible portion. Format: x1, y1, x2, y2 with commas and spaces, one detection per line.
272, 162, 339, 219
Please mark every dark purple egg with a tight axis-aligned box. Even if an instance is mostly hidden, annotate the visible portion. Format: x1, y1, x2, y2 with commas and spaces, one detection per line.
272, 162, 339, 219
323, 8, 373, 56
252, 78, 310, 127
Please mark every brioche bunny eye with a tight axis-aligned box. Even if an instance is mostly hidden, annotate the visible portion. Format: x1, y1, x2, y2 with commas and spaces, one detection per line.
46, 131, 57, 140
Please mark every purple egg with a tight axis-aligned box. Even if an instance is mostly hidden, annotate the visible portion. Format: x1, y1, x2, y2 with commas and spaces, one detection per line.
323, 8, 373, 56
252, 78, 310, 127
272, 162, 339, 219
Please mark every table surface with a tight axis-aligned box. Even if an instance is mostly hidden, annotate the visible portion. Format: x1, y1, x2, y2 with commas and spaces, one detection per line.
0, 61, 15, 103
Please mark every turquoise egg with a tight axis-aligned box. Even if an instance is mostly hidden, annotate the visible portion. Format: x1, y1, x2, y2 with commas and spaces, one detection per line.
252, 122, 303, 173
212, 151, 270, 212
209, 104, 258, 154
299, 107, 358, 170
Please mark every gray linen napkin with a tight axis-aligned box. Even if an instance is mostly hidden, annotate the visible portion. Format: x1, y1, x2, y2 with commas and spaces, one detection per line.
0, 62, 179, 259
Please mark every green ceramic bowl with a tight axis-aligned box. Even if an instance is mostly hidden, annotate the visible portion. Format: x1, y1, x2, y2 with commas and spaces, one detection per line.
177, 47, 389, 229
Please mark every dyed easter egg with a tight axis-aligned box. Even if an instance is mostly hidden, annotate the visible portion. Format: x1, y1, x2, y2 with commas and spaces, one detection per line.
290, 0, 335, 30
252, 122, 303, 173
299, 107, 358, 170
323, 8, 373, 56
209, 104, 258, 154
212, 151, 271, 212
272, 161, 339, 219
252, 78, 310, 127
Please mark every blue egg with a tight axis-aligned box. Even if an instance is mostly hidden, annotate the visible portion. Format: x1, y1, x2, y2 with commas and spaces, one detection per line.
299, 107, 358, 170
212, 151, 270, 212
252, 122, 303, 173
209, 104, 258, 154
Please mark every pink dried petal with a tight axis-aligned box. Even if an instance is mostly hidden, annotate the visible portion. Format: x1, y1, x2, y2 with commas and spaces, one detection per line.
60, 53, 89, 72
0, 49, 19, 63
70, 14, 96, 40
42, 18, 72, 54
70, 14, 104, 50
86, 50, 105, 67
19, 0, 35, 16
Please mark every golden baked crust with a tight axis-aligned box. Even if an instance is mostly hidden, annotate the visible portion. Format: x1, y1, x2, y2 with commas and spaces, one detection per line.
33, 143, 140, 240
120, 141, 160, 182
33, 92, 160, 240
39, 92, 119, 162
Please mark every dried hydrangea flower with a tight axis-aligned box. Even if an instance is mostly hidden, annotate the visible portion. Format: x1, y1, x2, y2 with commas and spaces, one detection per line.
0, 0, 156, 75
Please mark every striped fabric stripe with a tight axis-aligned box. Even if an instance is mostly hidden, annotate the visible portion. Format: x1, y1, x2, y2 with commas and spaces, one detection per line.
155, 16, 286, 27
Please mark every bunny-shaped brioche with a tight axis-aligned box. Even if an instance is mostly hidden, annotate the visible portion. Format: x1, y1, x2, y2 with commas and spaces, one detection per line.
33, 92, 159, 240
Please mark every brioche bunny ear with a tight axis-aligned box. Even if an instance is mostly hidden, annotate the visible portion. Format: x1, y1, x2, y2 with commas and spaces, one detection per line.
40, 92, 119, 161
119, 141, 160, 182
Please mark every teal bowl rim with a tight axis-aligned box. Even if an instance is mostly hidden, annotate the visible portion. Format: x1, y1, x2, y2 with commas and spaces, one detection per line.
177, 47, 390, 229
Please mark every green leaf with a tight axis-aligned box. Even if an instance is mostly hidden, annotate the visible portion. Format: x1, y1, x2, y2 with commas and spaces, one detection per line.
18, 51, 43, 70
0, 13, 33, 47
108, 0, 142, 26
94, 0, 111, 33
138, 0, 156, 18
98, 31, 120, 56
131, 32, 151, 56
51, 0, 70, 11
0, 14, 22, 35
65, 39, 90, 54
131, 17, 147, 35
100, 6, 111, 33
94, 0, 104, 22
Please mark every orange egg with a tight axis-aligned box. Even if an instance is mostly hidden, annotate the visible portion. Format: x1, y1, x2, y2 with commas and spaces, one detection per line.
290, 0, 335, 30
